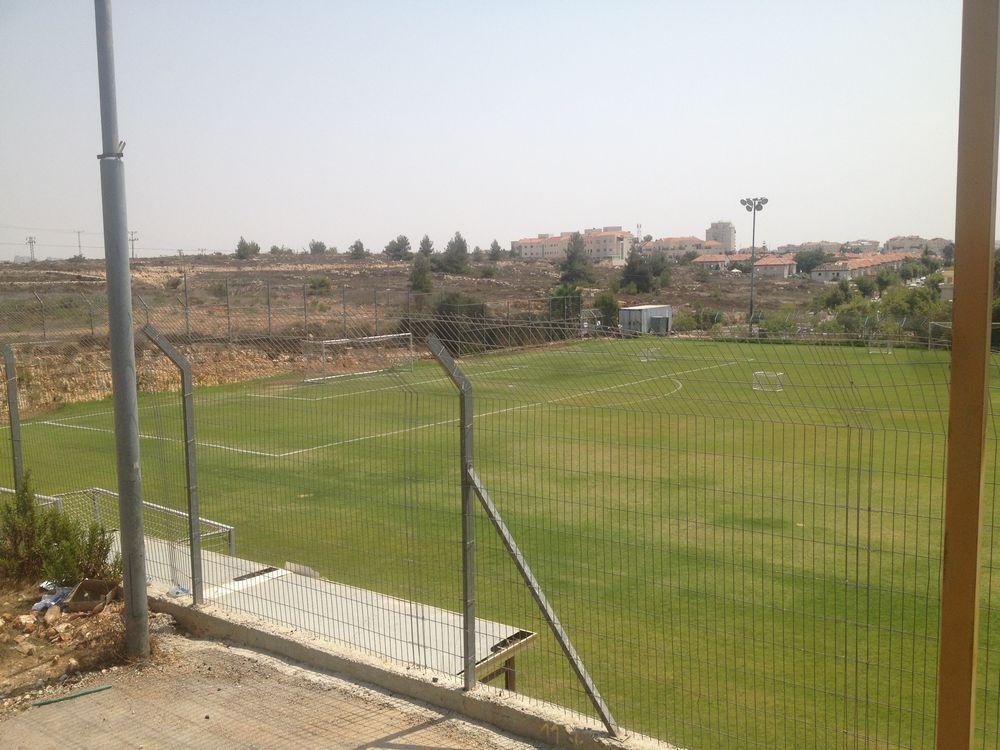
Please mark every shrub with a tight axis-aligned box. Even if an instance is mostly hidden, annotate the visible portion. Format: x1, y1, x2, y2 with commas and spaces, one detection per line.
0, 478, 122, 585
308, 276, 331, 295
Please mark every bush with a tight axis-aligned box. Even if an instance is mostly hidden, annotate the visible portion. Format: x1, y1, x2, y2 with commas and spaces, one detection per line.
308, 276, 331, 295
479, 266, 497, 279
0, 478, 122, 585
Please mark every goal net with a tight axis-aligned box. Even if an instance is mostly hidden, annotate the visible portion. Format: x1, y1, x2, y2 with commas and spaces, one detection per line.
928, 321, 1000, 348
752, 370, 785, 392
867, 340, 894, 355
638, 348, 666, 362
301, 332, 414, 382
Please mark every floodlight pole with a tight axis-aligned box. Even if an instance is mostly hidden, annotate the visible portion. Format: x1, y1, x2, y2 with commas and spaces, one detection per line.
94, 0, 150, 659
741, 197, 768, 336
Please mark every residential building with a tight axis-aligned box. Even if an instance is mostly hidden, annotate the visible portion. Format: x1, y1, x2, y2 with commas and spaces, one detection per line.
691, 253, 731, 271
754, 255, 797, 278
511, 232, 573, 260
583, 226, 632, 264
885, 235, 952, 255
776, 240, 842, 255
706, 221, 736, 252
810, 253, 916, 281
640, 236, 721, 259
842, 239, 881, 254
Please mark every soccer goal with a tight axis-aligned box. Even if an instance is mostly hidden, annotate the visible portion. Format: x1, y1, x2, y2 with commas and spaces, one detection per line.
638, 348, 666, 362
301, 332, 414, 382
867, 340, 894, 355
928, 320, 1000, 349
752, 370, 785, 392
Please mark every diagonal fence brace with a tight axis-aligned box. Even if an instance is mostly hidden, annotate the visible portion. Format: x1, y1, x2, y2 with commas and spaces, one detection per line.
466, 466, 620, 737
425, 334, 618, 737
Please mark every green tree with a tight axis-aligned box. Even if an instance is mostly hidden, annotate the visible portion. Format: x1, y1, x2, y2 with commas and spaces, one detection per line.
856, 275, 877, 298
308, 239, 327, 255
642, 234, 653, 243
235, 236, 260, 259
920, 249, 941, 274
409, 253, 433, 294
348, 239, 367, 259
559, 232, 596, 285
594, 290, 619, 328
548, 283, 582, 319
472, 245, 484, 262
942, 242, 955, 267
488, 239, 504, 261
678, 250, 700, 265
794, 248, 833, 274
418, 234, 434, 256
383, 235, 413, 261
619, 249, 656, 293
435, 231, 469, 273
875, 269, 898, 294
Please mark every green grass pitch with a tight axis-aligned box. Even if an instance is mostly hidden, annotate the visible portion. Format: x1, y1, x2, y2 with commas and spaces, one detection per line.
2, 336, 998, 749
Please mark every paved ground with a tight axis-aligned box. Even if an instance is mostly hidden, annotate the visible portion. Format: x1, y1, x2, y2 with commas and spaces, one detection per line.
1, 621, 550, 750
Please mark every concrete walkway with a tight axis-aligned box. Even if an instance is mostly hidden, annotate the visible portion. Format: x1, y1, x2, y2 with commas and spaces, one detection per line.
1, 628, 550, 750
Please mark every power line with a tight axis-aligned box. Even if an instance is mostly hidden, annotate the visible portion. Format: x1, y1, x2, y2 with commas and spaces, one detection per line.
128, 230, 138, 260
25, 236, 36, 262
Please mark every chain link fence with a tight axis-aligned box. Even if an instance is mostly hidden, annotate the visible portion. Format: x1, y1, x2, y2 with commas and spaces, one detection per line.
1, 285, 997, 748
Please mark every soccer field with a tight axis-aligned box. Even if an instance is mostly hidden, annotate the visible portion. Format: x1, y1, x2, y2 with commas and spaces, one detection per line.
4, 336, 999, 749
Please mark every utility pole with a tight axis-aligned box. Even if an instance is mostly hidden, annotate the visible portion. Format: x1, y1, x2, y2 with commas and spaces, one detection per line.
25, 236, 36, 262
75, 230, 84, 258
128, 229, 138, 260
94, 0, 149, 660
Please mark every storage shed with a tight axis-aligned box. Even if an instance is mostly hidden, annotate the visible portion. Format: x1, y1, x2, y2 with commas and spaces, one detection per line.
619, 304, 673, 334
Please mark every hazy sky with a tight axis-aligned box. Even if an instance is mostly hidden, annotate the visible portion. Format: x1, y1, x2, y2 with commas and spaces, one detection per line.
0, 1, 965, 259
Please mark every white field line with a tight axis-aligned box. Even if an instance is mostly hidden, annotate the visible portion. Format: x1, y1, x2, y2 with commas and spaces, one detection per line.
30, 420, 282, 458
252, 365, 527, 402
30, 360, 742, 459
278, 359, 742, 457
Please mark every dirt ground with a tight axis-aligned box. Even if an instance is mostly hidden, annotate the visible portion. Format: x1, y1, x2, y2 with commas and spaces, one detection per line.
0, 582, 125, 709
1, 616, 551, 749
0, 252, 820, 316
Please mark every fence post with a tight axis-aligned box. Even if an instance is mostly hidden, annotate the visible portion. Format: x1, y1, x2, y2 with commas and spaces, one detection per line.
506, 300, 511, 349
80, 293, 96, 336
225, 279, 233, 342
2, 344, 24, 493
183, 270, 191, 340
425, 335, 476, 691
302, 282, 309, 333
33, 292, 46, 341
936, 0, 1000, 747
342, 286, 348, 337
140, 325, 204, 605
266, 280, 273, 339
374, 289, 380, 335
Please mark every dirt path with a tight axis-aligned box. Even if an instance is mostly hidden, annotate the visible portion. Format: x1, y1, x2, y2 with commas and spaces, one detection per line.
1, 624, 550, 749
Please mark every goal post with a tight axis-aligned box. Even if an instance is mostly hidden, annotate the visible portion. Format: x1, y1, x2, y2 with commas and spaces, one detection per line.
752, 370, 785, 392
301, 332, 415, 381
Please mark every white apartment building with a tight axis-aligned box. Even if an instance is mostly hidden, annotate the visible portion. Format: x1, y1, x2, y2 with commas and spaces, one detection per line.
641, 236, 722, 259
706, 221, 736, 253
511, 232, 573, 259
885, 235, 952, 255
583, 226, 632, 264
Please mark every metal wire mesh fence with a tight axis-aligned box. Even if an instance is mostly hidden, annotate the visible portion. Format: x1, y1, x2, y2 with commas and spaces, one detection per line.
2, 289, 998, 749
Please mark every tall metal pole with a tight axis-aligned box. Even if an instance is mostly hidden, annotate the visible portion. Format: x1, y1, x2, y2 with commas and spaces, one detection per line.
182, 270, 191, 339
2, 344, 24, 494
94, 0, 149, 659
936, 0, 1000, 746
749, 207, 757, 336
